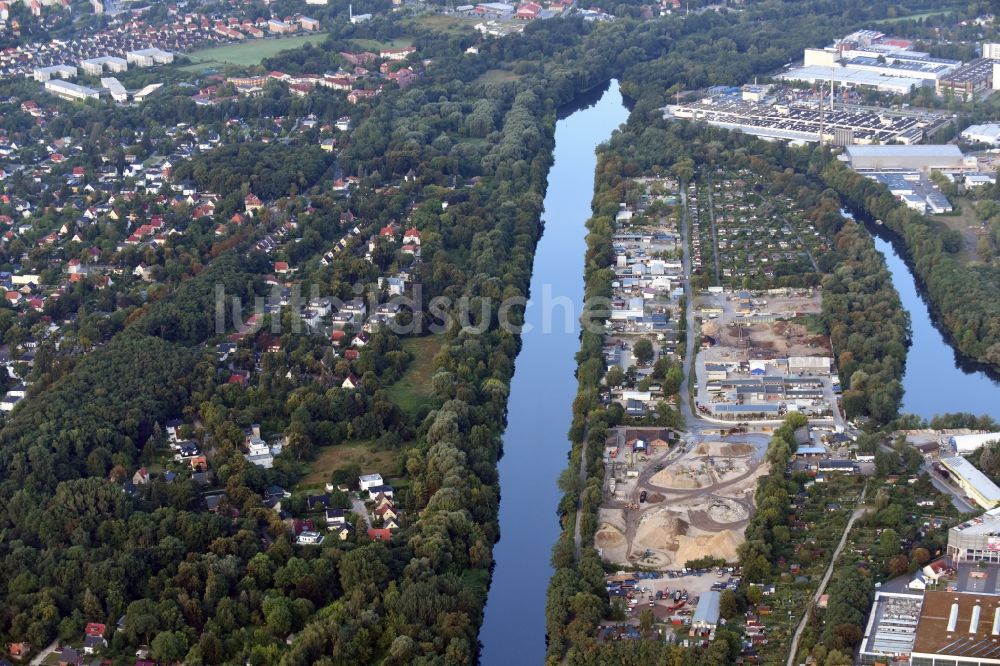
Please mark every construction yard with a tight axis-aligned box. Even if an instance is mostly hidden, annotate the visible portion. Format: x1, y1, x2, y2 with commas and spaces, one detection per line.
692, 288, 844, 426
596, 428, 770, 570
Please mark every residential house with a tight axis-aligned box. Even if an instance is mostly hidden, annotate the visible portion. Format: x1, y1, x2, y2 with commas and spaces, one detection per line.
8, 643, 30, 661
57, 648, 81, 666
306, 494, 331, 510
359, 473, 384, 491
296, 530, 324, 545
367, 528, 392, 542
245, 193, 263, 214
368, 485, 395, 501
325, 508, 346, 528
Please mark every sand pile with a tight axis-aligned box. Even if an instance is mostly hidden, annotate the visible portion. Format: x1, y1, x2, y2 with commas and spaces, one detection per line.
651, 465, 708, 489
674, 530, 742, 564
595, 524, 627, 549
701, 321, 719, 336
721, 443, 754, 456
635, 510, 688, 552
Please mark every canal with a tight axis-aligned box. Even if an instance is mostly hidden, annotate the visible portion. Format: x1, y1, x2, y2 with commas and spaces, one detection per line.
478, 81, 629, 664
870, 230, 1000, 421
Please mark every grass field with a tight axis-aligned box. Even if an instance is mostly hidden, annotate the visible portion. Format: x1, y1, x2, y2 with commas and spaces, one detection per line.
182, 34, 325, 69
298, 439, 397, 488
476, 69, 522, 84
874, 9, 959, 23
348, 37, 414, 50
386, 334, 444, 413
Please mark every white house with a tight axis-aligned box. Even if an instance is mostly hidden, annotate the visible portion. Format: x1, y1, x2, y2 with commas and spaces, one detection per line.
359, 473, 384, 492
296, 530, 324, 545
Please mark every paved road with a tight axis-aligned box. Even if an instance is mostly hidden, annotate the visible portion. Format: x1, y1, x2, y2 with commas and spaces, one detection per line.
30, 640, 59, 666
680, 184, 698, 428
921, 460, 975, 513
351, 496, 372, 529
785, 485, 869, 666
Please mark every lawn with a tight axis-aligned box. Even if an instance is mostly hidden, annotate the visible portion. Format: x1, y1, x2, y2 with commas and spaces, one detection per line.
386, 334, 444, 413
874, 8, 959, 23
183, 34, 326, 69
475, 69, 522, 85
348, 37, 413, 50
298, 439, 397, 488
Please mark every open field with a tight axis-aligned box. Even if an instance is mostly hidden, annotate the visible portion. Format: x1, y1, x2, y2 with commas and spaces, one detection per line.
183, 35, 325, 69
407, 14, 480, 34
298, 439, 396, 487
931, 197, 986, 265
874, 8, 960, 23
386, 334, 444, 413
348, 37, 413, 50
476, 69, 522, 84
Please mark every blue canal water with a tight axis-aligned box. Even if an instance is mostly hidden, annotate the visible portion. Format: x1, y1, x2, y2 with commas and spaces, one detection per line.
478, 81, 629, 664
870, 232, 1000, 421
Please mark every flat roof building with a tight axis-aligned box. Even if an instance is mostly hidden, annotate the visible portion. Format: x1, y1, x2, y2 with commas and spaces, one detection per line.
101, 77, 127, 103
44, 79, 101, 101
80, 56, 127, 76
843, 144, 965, 171
962, 123, 1000, 146
32, 64, 77, 82
692, 590, 721, 630
940, 456, 1000, 510
948, 507, 1000, 563
937, 58, 996, 99
859, 592, 924, 666
910, 590, 1000, 666
778, 65, 927, 95
126, 48, 173, 67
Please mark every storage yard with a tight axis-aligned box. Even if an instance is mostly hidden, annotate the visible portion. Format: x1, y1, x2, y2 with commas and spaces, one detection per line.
693, 288, 843, 425
595, 427, 770, 569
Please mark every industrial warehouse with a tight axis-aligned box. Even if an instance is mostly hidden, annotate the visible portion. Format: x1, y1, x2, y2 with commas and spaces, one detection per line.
948, 508, 1000, 563
840, 145, 968, 171
859, 566, 1000, 665
937, 456, 1000, 511
663, 86, 946, 145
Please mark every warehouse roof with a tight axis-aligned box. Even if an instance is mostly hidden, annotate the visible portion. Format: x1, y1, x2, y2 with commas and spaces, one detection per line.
912, 591, 1000, 659
845, 144, 963, 158
692, 590, 721, 627
950, 507, 1000, 537
941, 456, 1000, 504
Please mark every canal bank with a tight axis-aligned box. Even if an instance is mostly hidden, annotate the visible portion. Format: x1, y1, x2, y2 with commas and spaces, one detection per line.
478, 80, 629, 664
841, 210, 1000, 421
